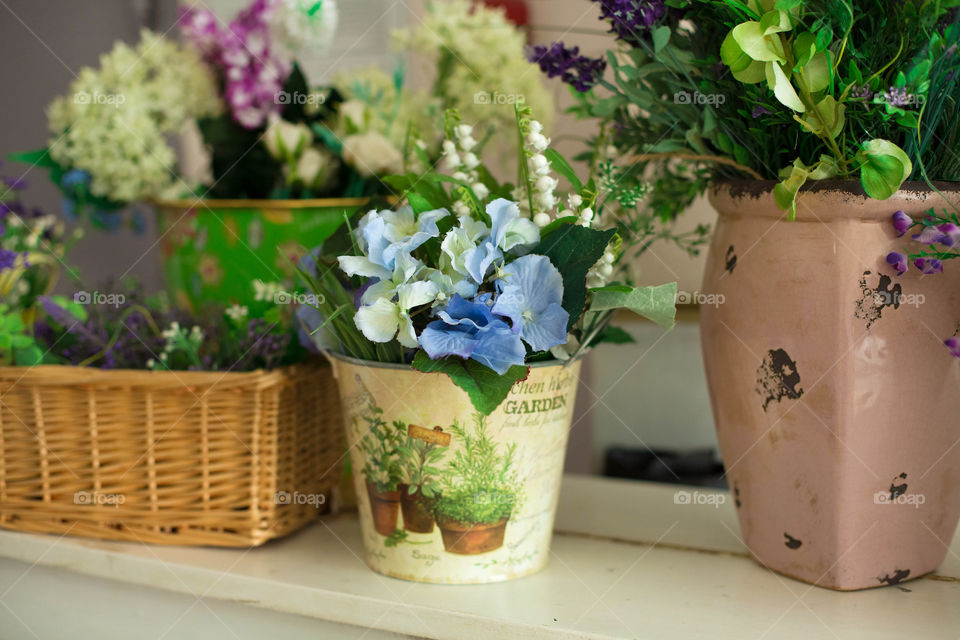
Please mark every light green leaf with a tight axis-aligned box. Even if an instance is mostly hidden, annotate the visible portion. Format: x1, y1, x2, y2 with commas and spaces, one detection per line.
857, 139, 912, 200
759, 10, 791, 35
802, 51, 832, 93
733, 59, 767, 84
766, 61, 805, 112
792, 31, 817, 67
732, 21, 785, 63
588, 283, 678, 329
813, 95, 844, 138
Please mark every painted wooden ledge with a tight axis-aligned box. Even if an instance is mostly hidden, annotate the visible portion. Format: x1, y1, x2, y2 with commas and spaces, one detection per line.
0, 475, 957, 639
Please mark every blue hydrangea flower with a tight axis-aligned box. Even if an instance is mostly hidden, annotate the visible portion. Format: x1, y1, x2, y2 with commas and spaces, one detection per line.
460, 199, 540, 284
418, 294, 526, 374
491, 254, 569, 352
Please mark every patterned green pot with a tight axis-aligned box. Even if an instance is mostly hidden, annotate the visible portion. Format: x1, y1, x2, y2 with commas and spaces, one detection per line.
155, 198, 366, 311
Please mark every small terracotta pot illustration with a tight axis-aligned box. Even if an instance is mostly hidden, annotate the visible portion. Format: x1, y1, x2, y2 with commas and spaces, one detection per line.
436, 515, 509, 555
365, 481, 400, 536
399, 484, 435, 533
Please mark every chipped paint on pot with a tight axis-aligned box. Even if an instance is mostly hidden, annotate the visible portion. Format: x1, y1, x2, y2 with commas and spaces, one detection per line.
701, 182, 960, 591
328, 353, 582, 584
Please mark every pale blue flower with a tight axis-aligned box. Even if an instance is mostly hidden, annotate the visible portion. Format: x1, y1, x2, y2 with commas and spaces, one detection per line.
418, 294, 526, 374
458, 199, 540, 284
344, 206, 450, 277
491, 254, 568, 352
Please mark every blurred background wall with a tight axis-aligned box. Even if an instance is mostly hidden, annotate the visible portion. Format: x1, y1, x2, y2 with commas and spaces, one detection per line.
0, 0, 718, 476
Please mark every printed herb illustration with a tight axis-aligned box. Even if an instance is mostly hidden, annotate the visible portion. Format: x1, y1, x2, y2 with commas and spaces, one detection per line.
434, 415, 521, 527
357, 407, 406, 493
400, 427, 449, 501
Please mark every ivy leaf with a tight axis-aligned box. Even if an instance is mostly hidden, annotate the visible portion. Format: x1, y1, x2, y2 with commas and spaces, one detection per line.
411, 351, 529, 416
588, 283, 678, 329
531, 225, 616, 330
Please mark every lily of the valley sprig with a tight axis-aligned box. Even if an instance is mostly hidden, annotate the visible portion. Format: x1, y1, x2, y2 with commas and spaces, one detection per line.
298, 106, 678, 414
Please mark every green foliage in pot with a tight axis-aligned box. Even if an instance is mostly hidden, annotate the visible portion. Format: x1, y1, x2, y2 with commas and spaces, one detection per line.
433, 416, 521, 526
399, 437, 446, 500
358, 408, 407, 493
533, 0, 960, 220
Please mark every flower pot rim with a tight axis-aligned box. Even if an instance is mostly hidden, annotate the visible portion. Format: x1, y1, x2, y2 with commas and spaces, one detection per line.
710, 179, 960, 221
152, 197, 377, 210
324, 350, 580, 371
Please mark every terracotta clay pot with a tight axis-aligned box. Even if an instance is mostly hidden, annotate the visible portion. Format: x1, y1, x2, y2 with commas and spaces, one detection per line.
365, 481, 400, 536
436, 515, 509, 555
701, 181, 960, 590
399, 484, 435, 534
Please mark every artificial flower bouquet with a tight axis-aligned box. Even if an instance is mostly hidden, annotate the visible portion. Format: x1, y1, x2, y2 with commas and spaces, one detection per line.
298, 106, 678, 414
532, 0, 960, 219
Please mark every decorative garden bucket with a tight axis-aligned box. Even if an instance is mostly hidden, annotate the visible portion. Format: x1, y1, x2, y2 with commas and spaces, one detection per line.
701, 181, 960, 590
155, 198, 366, 310
327, 353, 582, 584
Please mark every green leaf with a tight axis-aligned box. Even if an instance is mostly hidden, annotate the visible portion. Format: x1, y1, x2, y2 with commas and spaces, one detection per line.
652, 25, 671, 53
792, 31, 817, 67
593, 326, 635, 345
411, 351, 529, 415
407, 192, 434, 215
732, 21, 785, 63
802, 51, 832, 93
544, 149, 583, 191
857, 139, 912, 200
530, 225, 616, 330
766, 61, 805, 112
538, 215, 579, 237
588, 283, 678, 329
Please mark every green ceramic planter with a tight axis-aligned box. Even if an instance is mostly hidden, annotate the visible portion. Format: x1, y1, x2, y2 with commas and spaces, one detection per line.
155, 198, 366, 310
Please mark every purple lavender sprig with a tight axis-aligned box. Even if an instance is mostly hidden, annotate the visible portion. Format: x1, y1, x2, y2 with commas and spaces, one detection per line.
527, 43, 607, 93
591, 0, 666, 42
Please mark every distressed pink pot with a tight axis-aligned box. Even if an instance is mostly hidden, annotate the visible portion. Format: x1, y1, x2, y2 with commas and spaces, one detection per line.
701, 181, 960, 590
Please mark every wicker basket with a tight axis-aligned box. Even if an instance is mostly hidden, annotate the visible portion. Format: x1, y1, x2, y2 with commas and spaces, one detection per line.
0, 362, 343, 547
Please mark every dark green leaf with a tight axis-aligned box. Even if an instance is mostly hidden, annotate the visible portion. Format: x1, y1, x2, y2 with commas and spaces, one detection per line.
411, 351, 529, 415
531, 225, 616, 330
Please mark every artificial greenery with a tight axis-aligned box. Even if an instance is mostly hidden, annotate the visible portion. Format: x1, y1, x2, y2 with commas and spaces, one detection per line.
432, 416, 520, 525
559, 0, 960, 221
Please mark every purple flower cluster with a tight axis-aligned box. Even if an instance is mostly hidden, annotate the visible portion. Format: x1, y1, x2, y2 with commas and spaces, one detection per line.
592, 0, 666, 41
179, 0, 289, 129
885, 209, 960, 359
527, 42, 607, 93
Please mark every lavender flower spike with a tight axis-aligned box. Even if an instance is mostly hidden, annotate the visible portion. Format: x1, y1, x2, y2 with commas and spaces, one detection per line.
886, 251, 908, 275
592, 0, 666, 41
892, 210, 912, 237
527, 43, 607, 93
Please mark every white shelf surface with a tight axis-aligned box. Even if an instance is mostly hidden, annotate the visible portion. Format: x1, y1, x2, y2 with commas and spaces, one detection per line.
0, 475, 958, 639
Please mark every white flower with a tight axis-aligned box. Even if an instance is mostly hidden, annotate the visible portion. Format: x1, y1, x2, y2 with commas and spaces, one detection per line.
458, 135, 478, 152
342, 131, 403, 176
263, 113, 312, 159
472, 182, 490, 200
355, 279, 439, 348
527, 154, 549, 176
529, 120, 543, 134
579, 207, 595, 227
338, 99, 368, 132
268, 0, 339, 60
535, 175, 558, 193
295, 147, 329, 186
462, 152, 480, 169
536, 192, 556, 211
567, 193, 583, 209
455, 124, 473, 140
526, 131, 550, 153
226, 304, 249, 322
533, 213, 552, 227
452, 200, 471, 217
452, 171, 469, 182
